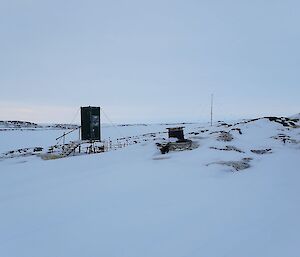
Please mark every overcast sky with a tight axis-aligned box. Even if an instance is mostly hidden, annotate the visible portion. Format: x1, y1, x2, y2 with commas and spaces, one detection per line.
0, 0, 299, 123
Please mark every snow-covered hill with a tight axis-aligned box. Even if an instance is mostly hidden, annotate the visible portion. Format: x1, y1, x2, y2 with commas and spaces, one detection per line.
0, 120, 80, 130
290, 113, 300, 119
0, 116, 299, 257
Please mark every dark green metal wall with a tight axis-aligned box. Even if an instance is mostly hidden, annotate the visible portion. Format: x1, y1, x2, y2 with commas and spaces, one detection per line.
81, 106, 101, 141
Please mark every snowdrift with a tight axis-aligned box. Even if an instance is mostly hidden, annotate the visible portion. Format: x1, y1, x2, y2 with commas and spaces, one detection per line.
0, 116, 299, 257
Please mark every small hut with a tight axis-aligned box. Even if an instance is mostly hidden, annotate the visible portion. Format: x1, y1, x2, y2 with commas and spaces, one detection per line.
167, 127, 185, 141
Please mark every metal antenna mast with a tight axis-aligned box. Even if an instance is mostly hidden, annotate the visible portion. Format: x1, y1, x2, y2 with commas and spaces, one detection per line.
210, 94, 214, 126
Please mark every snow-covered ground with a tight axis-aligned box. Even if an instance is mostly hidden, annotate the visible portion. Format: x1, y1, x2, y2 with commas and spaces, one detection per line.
0, 116, 299, 257
0, 122, 198, 153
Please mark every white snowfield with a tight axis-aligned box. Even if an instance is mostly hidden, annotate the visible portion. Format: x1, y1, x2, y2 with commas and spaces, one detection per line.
0, 116, 299, 257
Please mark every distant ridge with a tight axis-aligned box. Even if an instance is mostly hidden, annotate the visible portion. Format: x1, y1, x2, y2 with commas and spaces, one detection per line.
0, 120, 79, 130
290, 113, 300, 119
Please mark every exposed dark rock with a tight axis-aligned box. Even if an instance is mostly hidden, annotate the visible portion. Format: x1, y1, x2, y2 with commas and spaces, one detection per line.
207, 158, 253, 171
218, 123, 228, 126
265, 117, 299, 128
210, 145, 244, 153
160, 144, 170, 154
33, 147, 44, 152
230, 128, 242, 135
189, 132, 199, 135
251, 149, 272, 154
217, 131, 234, 142
272, 134, 298, 144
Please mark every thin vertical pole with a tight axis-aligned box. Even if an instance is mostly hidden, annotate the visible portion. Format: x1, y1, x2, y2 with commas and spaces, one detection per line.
99, 107, 101, 142
210, 94, 214, 126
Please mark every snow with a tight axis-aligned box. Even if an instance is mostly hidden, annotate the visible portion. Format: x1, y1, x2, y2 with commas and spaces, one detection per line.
0, 117, 299, 257
290, 113, 300, 119
0, 123, 197, 153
